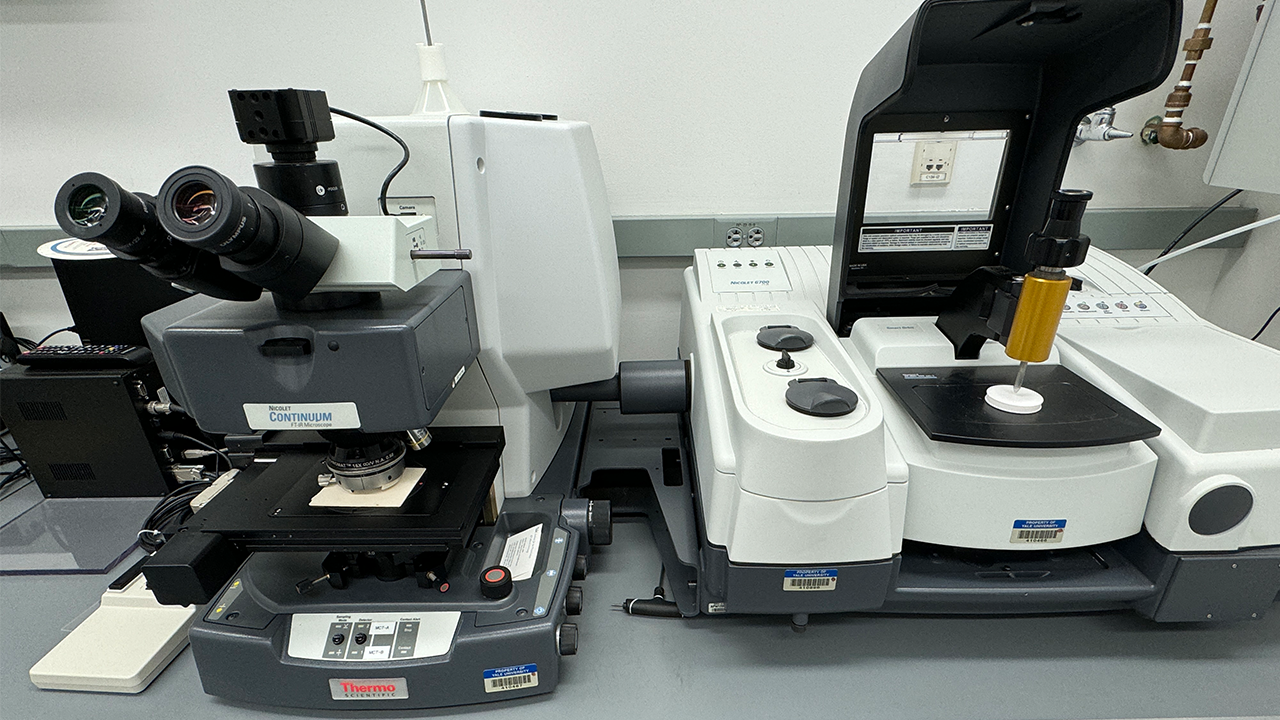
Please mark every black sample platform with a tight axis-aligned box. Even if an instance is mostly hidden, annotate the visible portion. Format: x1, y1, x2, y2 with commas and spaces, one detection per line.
876, 365, 1160, 449
187, 426, 503, 552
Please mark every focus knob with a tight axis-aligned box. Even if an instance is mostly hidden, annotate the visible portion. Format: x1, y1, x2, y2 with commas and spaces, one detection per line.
480, 565, 513, 600
558, 624, 579, 656
587, 499, 612, 546
565, 586, 584, 616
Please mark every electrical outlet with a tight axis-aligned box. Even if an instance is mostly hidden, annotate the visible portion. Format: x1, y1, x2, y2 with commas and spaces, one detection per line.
912, 140, 957, 185
715, 217, 777, 248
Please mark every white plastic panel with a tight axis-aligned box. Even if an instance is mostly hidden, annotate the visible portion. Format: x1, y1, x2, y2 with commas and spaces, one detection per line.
287, 612, 459, 662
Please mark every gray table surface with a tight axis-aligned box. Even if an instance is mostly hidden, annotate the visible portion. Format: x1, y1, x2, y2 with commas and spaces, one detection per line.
2, 486, 1278, 720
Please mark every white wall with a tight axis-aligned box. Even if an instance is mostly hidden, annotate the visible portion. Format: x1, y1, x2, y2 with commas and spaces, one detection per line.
2, 1, 1276, 350
0, 0, 1264, 225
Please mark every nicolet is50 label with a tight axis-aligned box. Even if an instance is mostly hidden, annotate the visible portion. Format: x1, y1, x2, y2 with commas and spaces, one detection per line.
243, 402, 360, 430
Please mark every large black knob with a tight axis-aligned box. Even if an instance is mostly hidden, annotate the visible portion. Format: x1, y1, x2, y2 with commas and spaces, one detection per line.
785, 377, 859, 417
757, 325, 814, 352
587, 500, 612, 546
1023, 189, 1092, 269
572, 554, 589, 581
480, 565, 513, 600
558, 624, 579, 656
565, 586, 584, 616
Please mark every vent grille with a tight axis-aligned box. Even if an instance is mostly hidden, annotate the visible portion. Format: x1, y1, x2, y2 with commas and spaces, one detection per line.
48, 463, 95, 482
17, 401, 67, 422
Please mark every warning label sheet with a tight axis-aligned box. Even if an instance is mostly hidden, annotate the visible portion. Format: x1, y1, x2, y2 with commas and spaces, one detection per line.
858, 224, 993, 253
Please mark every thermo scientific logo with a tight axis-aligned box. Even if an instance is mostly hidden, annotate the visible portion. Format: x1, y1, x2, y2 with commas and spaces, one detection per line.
329, 677, 409, 700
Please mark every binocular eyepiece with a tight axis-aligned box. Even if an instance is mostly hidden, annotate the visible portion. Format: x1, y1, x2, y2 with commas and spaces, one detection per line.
55, 166, 341, 301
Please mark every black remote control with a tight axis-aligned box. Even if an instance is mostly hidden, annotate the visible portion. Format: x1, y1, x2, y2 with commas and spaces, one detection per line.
15, 344, 153, 369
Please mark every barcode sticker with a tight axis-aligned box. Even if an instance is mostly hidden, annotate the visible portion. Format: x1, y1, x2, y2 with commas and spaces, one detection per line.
783, 568, 838, 592
483, 664, 538, 694
1010, 519, 1066, 544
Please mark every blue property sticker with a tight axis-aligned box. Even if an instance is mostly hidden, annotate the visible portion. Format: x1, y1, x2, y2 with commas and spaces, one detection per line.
483, 664, 539, 694
783, 568, 837, 591
1013, 519, 1066, 529
1011, 519, 1066, 544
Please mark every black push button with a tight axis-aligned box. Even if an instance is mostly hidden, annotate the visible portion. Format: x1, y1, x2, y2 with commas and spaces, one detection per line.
481, 565, 513, 600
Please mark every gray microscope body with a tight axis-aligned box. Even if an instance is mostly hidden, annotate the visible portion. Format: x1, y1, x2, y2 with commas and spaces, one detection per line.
46, 89, 600, 710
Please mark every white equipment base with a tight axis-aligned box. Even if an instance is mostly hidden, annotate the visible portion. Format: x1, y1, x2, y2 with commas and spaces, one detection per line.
29, 574, 196, 694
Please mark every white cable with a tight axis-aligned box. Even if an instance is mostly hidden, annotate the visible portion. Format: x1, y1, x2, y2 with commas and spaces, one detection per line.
1136, 211, 1280, 272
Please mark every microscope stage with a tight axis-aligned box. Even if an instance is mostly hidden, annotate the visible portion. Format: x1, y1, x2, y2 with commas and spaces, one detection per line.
187, 426, 503, 553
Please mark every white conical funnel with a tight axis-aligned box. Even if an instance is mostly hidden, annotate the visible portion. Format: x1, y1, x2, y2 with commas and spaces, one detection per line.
411, 43, 467, 116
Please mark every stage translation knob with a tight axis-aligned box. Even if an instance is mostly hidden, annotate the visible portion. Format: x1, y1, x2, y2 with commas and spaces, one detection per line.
480, 565, 513, 600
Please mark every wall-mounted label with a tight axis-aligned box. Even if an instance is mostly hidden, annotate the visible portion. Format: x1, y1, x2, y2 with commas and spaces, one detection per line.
329, 677, 408, 700
483, 664, 539, 693
243, 402, 360, 430
858, 224, 992, 253
783, 568, 838, 591
1010, 519, 1066, 544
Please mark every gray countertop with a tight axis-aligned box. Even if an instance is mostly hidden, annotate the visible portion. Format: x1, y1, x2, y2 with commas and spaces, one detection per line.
2, 508, 1278, 720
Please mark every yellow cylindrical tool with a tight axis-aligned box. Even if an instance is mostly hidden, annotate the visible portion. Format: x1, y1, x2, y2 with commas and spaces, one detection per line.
1005, 270, 1071, 363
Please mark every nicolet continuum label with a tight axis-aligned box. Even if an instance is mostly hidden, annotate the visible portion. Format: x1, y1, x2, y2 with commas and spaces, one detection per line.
243, 402, 360, 430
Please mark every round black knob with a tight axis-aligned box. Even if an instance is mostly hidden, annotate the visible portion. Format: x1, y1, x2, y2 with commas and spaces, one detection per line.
572, 554, 588, 581
565, 586, 584, 616
587, 499, 612, 546
558, 623, 579, 656
480, 565, 513, 600
1024, 189, 1093, 268
354, 632, 368, 645
331, 633, 345, 646
785, 377, 859, 417
756, 324, 814, 352
776, 350, 796, 370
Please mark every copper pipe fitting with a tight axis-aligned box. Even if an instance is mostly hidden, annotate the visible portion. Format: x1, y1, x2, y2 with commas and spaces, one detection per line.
1155, 0, 1217, 150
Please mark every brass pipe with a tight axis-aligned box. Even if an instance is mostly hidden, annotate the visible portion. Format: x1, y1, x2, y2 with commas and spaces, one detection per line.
1156, 0, 1218, 150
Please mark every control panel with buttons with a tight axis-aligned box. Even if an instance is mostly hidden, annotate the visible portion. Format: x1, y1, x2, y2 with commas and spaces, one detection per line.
287, 612, 460, 662
707, 248, 793, 294
1060, 293, 1170, 321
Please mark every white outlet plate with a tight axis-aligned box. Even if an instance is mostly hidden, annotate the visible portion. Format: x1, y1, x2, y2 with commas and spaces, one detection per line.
715, 217, 777, 248
912, 140, 957, 185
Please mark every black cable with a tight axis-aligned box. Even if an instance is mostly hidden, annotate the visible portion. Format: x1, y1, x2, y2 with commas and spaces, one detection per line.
1253, 306, 1280, 342
138, 480, 212, 553
34, 326, 77, 346
1145, 189, 1242, 275
328, 106, 410, 217
157, 431, 231, 471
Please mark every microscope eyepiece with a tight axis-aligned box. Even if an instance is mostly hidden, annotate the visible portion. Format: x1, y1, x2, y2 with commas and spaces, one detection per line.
54, 172, 262, 302
171, 180, 219, 227
65, 184, 110, 228
158, 166, 339, 300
